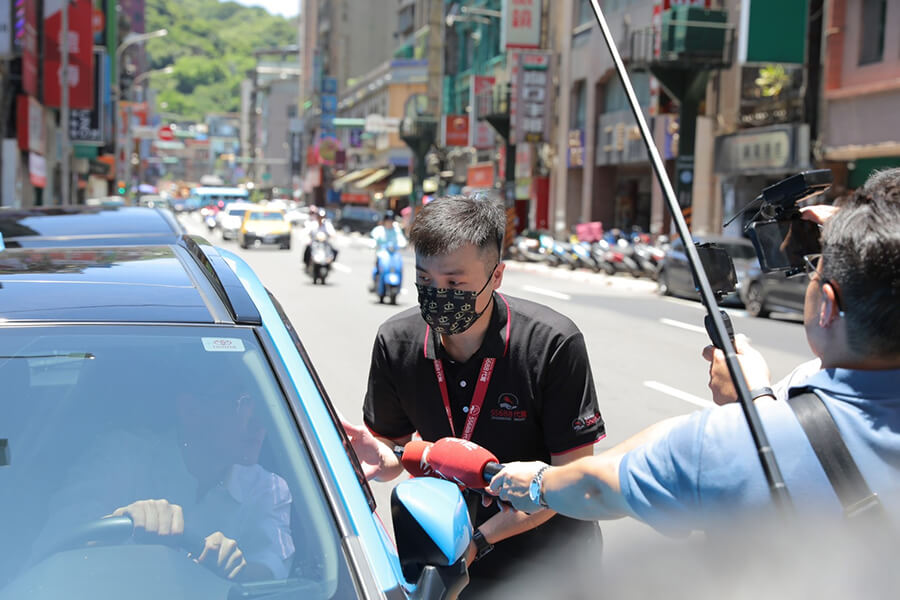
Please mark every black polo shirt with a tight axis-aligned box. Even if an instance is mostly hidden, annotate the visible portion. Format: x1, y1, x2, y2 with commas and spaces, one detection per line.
363, 292, 605, 585
364, 291, 605, 460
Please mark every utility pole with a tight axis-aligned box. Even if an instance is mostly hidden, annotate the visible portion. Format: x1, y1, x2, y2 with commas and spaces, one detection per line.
61, 1, 71, 205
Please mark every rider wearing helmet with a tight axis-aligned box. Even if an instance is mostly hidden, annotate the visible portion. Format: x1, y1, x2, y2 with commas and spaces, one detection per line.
369, 210, 408, 292
303, 208, 337, 268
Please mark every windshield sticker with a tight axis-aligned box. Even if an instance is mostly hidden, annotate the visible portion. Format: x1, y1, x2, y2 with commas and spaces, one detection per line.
202, 337, 245, 352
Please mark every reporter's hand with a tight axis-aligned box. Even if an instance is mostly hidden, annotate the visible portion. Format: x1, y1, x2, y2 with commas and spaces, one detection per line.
109, 499, 184, 537
701, 335, 771, 405
342, 420, 390, 480
486, 461, 545, 514
196, 531, 247, 580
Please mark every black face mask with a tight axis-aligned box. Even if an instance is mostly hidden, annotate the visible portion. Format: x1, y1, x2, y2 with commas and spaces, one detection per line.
416, 264, 497, 335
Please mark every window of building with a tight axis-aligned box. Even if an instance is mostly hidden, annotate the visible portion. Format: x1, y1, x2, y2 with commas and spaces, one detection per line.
571, 81, 587, 130
859, 0, 886, 65
602, 71, 650, 113
577, 0, 594, 26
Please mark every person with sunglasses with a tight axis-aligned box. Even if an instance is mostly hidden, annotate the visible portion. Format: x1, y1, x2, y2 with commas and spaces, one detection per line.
343, 193, 605, 597
487, 168, 900, 547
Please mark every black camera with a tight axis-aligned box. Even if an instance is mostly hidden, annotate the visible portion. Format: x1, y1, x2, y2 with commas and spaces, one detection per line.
733, 170, 833, 275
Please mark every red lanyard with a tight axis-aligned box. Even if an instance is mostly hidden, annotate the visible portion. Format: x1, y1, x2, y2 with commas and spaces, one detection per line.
426, 293, 511, 441
433, 357, 495, 440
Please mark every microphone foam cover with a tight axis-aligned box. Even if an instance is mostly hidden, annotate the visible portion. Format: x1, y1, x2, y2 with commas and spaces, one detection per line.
427, 437, 498, 489
400, 440, 435, 479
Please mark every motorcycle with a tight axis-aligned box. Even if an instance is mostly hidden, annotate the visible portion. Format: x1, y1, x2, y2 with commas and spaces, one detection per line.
569, 239, 602, 272
306, 232, 335, 285
374, 243, 403, 304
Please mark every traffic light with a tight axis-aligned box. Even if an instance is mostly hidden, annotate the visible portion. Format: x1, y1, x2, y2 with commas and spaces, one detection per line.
117, 181, 126, 195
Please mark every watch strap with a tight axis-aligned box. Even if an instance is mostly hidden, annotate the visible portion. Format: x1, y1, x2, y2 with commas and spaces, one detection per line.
750, 386, 775, 400
472, 528, 493, 561
534, 465, 551, 508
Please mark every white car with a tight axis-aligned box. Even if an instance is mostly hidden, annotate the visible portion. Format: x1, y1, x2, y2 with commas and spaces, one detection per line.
218, 202, 256, 240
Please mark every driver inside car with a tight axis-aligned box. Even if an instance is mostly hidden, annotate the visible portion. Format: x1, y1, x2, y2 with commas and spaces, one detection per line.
32, 379, 295, 581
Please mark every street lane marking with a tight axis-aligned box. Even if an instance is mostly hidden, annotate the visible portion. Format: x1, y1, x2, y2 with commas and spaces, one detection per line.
521, 285, 572, 301
662, 298, 749, 319
331, 263, 352, 273
659, 318, 707, 335
643, 380, 713, 409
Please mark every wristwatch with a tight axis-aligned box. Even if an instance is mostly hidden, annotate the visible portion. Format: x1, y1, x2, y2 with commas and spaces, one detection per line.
750, 386, 775, 401
528, 465, 551, 509
471, 528, 493, 561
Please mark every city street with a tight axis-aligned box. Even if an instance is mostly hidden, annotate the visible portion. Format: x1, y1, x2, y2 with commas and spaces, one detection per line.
181, 215, 814, 555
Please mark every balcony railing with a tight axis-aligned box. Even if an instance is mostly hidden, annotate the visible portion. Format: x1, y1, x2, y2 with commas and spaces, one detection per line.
629, 18, 735, 71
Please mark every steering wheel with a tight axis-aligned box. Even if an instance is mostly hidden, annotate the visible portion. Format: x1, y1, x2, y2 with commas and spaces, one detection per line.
42, 515, 206, 559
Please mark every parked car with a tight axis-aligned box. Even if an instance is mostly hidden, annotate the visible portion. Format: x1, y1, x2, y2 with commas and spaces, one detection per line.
217, 201, 256, 240
336, 206, 380, 234
739, 265, 808, 318
657, 235, 759, 306
0, 205, 184, 248
238, 207, 292, 250
0, 235, 473, 599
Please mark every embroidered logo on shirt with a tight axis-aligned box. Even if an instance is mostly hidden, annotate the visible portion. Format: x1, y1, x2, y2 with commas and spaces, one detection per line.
491, 393, 527, 422
572, 412, 602, 432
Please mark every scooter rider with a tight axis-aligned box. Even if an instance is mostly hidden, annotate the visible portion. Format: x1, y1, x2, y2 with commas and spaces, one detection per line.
369, 210, 407, 291
303, 208, 337, 268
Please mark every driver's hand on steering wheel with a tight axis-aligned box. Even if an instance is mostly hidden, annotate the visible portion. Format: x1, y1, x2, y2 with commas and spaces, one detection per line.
109, 500, 248, 580
109, 499, 185, 537
196, 531, 247, 580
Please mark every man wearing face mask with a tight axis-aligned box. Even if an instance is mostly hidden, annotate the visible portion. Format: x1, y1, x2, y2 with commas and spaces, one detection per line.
343, 193, 605, 597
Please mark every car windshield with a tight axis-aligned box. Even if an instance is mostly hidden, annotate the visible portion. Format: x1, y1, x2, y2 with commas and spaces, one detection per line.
249, 212, 284, 221
227, 209, 248, 218
0, 325, 356, 599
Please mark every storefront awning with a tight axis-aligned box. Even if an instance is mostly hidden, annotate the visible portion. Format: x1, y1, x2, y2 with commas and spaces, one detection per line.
356, 167, 393, 189
332, 167, 376, 188
383, 176, 438, 198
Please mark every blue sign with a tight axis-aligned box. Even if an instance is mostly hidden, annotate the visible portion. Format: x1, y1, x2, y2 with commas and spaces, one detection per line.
321, 77, 338, 95
321, 95, 337, 115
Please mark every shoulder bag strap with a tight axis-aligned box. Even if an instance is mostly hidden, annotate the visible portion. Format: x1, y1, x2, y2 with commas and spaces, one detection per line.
787, 388, 884, 520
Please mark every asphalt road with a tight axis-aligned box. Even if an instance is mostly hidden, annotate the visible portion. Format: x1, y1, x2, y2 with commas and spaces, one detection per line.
181, 214, 814, 559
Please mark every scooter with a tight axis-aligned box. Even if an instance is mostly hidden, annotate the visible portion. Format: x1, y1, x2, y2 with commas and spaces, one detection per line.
374, 243, 403, 304
307, 232, 335, 285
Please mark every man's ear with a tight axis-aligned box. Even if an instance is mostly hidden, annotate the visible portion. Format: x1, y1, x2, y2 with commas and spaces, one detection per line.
819, 282, 841, 327
493, 261, 506, 290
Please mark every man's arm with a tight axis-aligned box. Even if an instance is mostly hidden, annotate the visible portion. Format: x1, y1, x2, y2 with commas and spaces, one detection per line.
488, 417, 686, 520
465, 445, 593, 565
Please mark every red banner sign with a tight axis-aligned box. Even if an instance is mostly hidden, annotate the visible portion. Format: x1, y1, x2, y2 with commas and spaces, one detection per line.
467, 163, 494, 189
444, 115, 470, 147
43, 0, 94, 109
341, 193, 370, 205
23, 0, 39, 95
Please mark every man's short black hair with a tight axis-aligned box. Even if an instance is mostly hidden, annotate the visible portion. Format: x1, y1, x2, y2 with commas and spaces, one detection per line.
408, 192, 506, 267
822, 168, 900, 356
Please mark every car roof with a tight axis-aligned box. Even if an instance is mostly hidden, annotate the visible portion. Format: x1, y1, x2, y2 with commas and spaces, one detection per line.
0, 205, 184, 248
0, 240, 260, 325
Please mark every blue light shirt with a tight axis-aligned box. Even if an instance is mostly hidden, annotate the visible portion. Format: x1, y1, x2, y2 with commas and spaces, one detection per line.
371, 223, 407, 252
619, 368, 900, 535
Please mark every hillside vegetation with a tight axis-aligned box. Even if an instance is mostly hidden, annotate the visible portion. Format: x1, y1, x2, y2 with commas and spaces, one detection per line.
144, 0, 298, 119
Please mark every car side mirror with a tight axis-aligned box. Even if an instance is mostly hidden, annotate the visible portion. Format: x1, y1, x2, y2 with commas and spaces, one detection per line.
391, 478, 471, 600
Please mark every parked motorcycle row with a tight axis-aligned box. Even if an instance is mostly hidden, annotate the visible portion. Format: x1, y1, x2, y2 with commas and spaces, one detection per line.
507, 229, 669, 280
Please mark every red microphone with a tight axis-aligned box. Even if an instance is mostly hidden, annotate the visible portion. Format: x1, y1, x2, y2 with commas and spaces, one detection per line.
394, 440, 435, 478
425, 437, 503, 489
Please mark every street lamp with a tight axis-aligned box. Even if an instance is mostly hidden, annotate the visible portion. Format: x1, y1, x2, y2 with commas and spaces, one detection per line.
114, 29, 168, 198
131, 66, 175, 101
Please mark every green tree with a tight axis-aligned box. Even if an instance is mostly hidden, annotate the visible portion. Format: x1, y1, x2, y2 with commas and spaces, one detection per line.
144, 0, 298, 120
